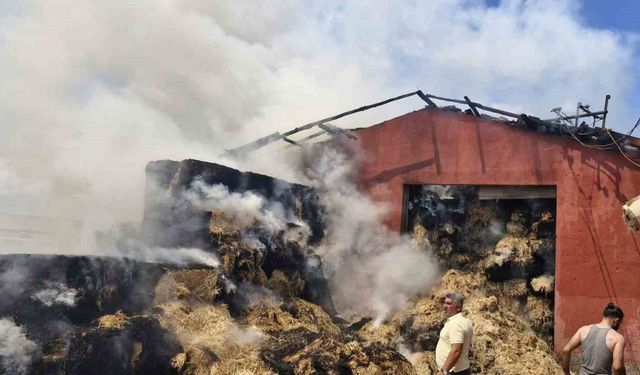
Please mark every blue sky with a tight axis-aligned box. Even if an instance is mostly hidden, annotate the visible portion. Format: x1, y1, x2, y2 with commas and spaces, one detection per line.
581, 1, 640, 129
482, 0, 640, 130
487, 0, 640, 33
580, 0, 640, 33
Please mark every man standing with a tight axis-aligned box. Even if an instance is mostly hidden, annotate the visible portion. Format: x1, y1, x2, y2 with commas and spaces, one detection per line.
436, 292, 473, 375
562, 303, 626, 375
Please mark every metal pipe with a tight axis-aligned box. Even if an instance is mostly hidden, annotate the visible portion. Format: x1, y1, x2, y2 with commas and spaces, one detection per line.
425, 94, 521, 118
464, 96, 481, 117
544, 110, 608, 123
602, 94, 611, 129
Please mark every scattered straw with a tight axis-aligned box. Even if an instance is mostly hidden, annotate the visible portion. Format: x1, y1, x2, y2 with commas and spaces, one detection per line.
97, 311, 128, 330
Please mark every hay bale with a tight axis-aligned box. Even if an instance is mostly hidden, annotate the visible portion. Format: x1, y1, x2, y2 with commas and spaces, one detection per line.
154, 269, 220, 305
243, 299, 339, 336
157, 301, 274, 375
266, 269, 305, 299
438, 270, 487, 297
260, 328, 415, 375
529, 239, 554, 256
356, 316, 402, 347
218, 244, 268, 286
494, 237, 534, 266
209, 210, 242, 244
97, 283, 118, 311
374, 268, 563, 374
243, 301, 302, 334
471, 296, 499, 313
506, 210, 528, 237
158, 302, 233, 348
526, 296, 554, 334
467, 303, 560, 374
531, 275, 554, 294
438, 223, 456, 239
66, 314, 181, 375
171, 346, 218, 375
530, 210, 554, 239
410, 224, 431, 251
287, 298, 340, 336
400, 316, 442, 352
411, 351, 436, 375
488, 278, 528, 298
349, 344, 416, 374
97, 311, 128, 330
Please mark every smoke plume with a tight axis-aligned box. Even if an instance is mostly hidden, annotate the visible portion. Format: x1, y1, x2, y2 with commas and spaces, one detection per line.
303, 144, 439, 321
32, 282, 78, 307
0, 0, 637, 255
0, 318, 39, 375
94, 223, 220, 267
184, 178, 309, 236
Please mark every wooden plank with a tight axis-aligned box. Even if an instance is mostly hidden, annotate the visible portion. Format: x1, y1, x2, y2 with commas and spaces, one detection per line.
477, 186, 556, 200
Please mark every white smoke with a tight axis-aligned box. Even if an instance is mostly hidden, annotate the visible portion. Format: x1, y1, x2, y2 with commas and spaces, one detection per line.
0, 0, 637, 254
228, 326, 266, 346
0, 318, 39, 375
304, 145, 439, 321
184, 178, 309, 236
125, 247, 220, 268
32, 281, 78, 307
0, 259, 29, 300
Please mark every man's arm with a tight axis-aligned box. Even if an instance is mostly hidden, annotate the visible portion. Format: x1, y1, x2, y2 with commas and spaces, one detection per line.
612, 335, 626, 375
561, 328, 583, 375
439, 343, 462, 373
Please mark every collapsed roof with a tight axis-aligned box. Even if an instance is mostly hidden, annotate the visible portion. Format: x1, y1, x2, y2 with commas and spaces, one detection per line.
223, 91, 640, 169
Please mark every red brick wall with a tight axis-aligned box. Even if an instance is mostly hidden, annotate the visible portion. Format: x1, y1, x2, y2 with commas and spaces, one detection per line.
352, 108, 640, 360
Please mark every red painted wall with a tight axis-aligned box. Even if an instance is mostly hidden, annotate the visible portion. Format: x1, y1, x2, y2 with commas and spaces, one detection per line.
352, 108, 640, 361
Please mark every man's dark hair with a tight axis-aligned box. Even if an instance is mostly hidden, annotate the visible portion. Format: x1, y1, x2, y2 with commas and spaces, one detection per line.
603, 302, 624, 319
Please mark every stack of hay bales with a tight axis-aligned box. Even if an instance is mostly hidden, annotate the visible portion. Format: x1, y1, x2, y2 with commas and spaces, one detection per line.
482, 209, 556, 343
358, 270, 563, 374
68, 179, 562, 374
412, 198, 556, 345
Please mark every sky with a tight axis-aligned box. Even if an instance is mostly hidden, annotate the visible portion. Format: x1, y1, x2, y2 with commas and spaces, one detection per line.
0, 0, 639, 251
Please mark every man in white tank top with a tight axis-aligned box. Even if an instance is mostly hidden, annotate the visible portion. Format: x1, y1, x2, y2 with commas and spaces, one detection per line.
561, 302, 626, 375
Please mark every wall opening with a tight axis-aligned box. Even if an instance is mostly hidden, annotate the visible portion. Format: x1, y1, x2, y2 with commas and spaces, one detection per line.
403, 184, 557, 345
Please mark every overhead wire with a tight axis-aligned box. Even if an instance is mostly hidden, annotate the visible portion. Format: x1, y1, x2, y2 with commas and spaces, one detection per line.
557, 113, 640, 151
606, 128, 640, 169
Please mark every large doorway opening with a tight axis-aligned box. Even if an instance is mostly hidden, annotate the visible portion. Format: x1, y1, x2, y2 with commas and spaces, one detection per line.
403, 184, 557, 345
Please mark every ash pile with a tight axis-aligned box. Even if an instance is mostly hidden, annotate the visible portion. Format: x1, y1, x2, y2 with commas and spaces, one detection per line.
0, 158, 563, 375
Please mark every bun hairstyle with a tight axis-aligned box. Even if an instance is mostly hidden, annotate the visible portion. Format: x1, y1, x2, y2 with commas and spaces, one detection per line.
603, 302, 624, 319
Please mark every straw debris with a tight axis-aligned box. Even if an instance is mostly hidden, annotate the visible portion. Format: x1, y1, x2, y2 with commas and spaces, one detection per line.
154, 268, 221, 305
157, 301, 274, 375
266, 269, 305, 299
97, 311, 129, 330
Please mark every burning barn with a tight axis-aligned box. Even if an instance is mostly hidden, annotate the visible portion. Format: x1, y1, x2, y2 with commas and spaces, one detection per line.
348, 98, 640, 360
220, 90, 640, 371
